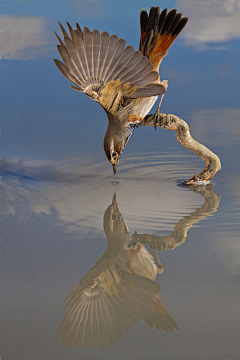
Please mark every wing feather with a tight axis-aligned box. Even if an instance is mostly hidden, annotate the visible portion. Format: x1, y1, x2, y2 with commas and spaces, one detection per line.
64, 37, 86, 82
83, 27, 93, 78
98, 31, 110, 79
104, 38, 126, 82
120, 60, 153, 84
116, 51, 144, 81
74, 28, 90, 80
54, 58, 83, 89
131, 70, 159, 87
101, 34, 119, 80
66, 21, 75, 42
108, 45, 136, 81
132, 84, 165, 98
54, 23, 166, 104
92, 29, 101, 78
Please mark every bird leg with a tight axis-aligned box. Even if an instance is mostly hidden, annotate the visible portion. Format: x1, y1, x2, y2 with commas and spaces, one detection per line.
143, 102, 163, 130
143, 80, 168, 130
140, 113, 221, 185
154, 94, 165, 130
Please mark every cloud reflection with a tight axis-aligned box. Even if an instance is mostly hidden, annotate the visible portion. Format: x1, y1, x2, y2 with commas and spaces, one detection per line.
177, 0, 240, 49
0, 155, 209, 235
0, 15, 49, 60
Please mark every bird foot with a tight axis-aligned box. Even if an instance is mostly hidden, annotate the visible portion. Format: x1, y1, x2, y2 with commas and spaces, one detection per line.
183, 175, 211, 186
144, 110, 163, 130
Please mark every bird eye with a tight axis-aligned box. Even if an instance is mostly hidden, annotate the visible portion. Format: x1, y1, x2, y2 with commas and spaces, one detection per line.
112, 152, 117, 157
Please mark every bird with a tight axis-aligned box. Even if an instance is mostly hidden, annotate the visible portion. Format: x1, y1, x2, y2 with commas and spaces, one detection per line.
56, 194, 179, 349
54, 7, 188, 174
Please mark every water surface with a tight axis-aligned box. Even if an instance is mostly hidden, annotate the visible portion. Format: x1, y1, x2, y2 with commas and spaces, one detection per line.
1, 1, 240, 359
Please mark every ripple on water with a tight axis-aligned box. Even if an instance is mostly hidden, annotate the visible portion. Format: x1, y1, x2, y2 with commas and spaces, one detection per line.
0, 151, 219, 237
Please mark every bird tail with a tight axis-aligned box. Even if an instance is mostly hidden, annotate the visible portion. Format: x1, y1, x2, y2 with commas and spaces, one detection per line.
139, 7, 188, 67
144, 295, 180, 332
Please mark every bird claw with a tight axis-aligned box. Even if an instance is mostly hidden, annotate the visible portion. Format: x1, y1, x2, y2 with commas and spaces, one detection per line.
183, 175, 211, 186
153, 110, 162, 130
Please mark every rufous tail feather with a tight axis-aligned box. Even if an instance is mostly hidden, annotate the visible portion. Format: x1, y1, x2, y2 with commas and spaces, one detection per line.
139, 7, 188, 66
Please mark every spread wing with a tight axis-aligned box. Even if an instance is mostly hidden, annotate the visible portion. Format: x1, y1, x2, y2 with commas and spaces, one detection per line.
53, 22, 166, 107
56, 270, 161, 349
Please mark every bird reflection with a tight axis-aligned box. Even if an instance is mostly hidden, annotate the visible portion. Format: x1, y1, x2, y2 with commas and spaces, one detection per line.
56, 185, 220, 349
56, 194, 179, 349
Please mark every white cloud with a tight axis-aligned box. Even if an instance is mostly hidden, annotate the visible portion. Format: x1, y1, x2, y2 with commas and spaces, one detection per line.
0, 15, 49, 60
176, 0, 240, 49
71, 0, 106, 18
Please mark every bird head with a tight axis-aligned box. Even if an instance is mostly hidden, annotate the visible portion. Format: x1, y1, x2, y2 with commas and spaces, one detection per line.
103, 193, 132, 249
104, 121, 132, 174
104, 139, 123, 174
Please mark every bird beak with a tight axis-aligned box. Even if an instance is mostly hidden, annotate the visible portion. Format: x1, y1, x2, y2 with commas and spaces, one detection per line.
112, 157, 118, 174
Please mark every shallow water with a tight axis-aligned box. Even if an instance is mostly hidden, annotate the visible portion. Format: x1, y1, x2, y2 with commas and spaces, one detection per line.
1, 1, 240, 359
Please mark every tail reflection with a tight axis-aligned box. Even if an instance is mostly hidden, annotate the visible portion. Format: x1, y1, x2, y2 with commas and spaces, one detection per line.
56, 185, 220, 349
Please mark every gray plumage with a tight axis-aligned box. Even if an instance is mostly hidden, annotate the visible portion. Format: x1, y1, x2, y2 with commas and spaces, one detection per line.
54, 23, 165, 102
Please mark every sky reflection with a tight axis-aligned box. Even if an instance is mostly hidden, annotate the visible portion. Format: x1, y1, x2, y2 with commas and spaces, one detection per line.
0, 2, 240, 358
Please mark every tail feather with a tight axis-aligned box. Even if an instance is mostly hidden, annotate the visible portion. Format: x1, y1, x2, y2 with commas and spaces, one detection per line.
157, 8, 167, 34
140, 9, 149, 45
143, 30, 153, 57
160, 9, 177, 34
146, 7, 160, 38
144, 296, 180, 333
172, 17, 189, 36
139, 7, 188, 65
168, 13, 182, 34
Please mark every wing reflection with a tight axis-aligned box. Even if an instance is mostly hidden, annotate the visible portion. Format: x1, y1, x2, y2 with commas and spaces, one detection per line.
56, 185, 220, 349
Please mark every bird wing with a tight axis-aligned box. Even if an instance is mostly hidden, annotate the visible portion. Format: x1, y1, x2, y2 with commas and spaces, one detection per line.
54, 22, 166, 110
56, 269, 161, 349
